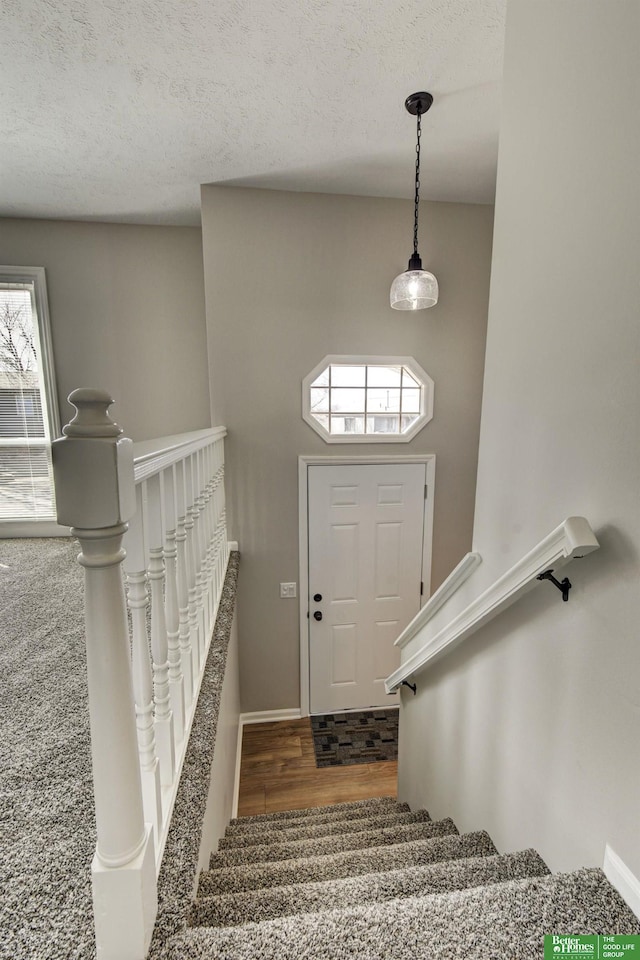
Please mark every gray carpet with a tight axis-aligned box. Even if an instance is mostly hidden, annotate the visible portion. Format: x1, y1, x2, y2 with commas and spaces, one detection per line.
189, 849, 550, 928
311, 709, 399, 767
224, 797, 408, 836
162, 868, 640, 959
208, 817, 457, 869
0, 538, 95, 960
226, 795, 402, 827
198, 830, 504, 898
217, 808, 431, 849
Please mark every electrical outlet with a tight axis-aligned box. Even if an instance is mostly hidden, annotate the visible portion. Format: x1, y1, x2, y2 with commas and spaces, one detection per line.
280, 582, 297, 598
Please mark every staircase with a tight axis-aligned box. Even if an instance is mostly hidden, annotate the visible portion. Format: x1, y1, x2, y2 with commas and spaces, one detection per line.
159, 796, 640, 958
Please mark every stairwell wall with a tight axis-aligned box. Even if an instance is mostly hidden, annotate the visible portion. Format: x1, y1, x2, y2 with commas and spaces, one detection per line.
399, 0, 640, 880
200, 186, 494, 712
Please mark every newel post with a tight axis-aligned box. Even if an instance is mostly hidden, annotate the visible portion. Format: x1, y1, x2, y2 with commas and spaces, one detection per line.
52, 389, 157, 960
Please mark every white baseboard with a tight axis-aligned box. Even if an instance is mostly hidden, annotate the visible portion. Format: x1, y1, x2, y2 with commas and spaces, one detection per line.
231, 708, 303, 817
228, 540, 239, 551
240, 708, 302, 726
604, 844, 640, 920
0, 521, 71, 538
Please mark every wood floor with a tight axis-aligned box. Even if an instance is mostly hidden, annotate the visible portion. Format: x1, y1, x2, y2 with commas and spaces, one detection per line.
237, 717, 398, 817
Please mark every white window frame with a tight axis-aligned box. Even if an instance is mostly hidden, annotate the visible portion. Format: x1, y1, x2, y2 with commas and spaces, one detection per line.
0, 265, 64, 535
302, 354, 434, 444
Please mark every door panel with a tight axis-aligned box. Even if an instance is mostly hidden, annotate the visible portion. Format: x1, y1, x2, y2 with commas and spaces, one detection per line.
308, 462, 426, 714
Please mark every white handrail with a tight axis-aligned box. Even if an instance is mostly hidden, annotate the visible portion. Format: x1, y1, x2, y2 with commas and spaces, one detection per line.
132, 427, 227, 482
52, 390, 231, 960
394, 551, 482, 649
386, 516, 599, 694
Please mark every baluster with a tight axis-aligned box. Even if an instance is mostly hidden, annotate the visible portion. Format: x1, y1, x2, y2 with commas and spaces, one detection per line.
210, 451, 220, 612
123, 488, 163, 846
213, 462, 223, 601
189, 452, 206, 664
52, 389, 156, 960
145, 475, 175, 788
220, 454, 229, 570
174, 459, 194, 709
203, 445, 216, 633
161, 465, 185, 745
183, 456, 201, 679
195, 447, 211, 645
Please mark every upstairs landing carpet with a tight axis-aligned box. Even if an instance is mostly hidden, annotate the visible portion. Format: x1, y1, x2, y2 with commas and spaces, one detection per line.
311, 709, 399, 767
0, 537, 94, 960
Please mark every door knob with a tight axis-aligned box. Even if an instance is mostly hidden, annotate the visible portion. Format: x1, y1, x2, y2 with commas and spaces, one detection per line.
313, 610, 323, 621
313, 593, 322, 602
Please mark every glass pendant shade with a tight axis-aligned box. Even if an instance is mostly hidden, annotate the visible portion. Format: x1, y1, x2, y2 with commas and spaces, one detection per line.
390, 267, 438, 310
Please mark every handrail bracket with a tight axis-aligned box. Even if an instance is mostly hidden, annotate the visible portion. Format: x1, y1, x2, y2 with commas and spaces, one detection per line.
536, 569, 572, 602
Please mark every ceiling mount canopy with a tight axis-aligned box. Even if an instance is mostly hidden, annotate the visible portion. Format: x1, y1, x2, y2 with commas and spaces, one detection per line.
390, 91, 439, 312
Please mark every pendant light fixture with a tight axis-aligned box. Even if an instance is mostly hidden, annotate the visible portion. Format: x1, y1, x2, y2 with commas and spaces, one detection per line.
390, 92, 439, 311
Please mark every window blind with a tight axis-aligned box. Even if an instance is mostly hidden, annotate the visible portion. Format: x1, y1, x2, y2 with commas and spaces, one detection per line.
0, 282, 56, 521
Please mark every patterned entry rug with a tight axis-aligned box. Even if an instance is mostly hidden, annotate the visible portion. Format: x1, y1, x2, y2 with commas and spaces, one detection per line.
310, 708, 399, 767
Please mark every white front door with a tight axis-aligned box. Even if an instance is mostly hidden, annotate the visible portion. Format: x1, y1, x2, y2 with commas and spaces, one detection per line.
308, 462, 427, 714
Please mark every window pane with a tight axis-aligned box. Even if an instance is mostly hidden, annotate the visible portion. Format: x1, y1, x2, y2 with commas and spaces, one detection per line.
0, 276, 57, 522
330, 387, 365, 413
368, 387, 400, 413
310, 387, 329, 412
330, 365, 365, 387
311, 366, 330, 387
401, 388, 421, 413
331, 415, 364, 434
311, 413, 329, 430
402, 368, 420, 388
401, 413, 421, 432
0, 443, 55, 519
367, 365, 401, 387
367, 415, 400, 434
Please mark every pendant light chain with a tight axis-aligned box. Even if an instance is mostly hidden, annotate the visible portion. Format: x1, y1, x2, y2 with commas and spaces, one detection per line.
413, 108, 422, 256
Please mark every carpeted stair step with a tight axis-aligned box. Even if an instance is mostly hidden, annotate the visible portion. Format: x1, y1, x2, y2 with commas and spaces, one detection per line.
198, 828, 496, 897
218, 808, 431, 849
188, 848, 549, 928
225, 796, 404, 834
209, 818, 457, 869
163, 868, 640, 959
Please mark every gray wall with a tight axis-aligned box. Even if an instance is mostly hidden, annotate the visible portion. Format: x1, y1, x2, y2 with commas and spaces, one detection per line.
399, 0, 640, 880
201, 185, 494, 712
0, 217, 211, 440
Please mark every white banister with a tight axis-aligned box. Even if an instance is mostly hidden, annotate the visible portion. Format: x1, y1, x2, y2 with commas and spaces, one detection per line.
52, 389, 156, 960
53, 392, 231, 960
386, 516, 600, 694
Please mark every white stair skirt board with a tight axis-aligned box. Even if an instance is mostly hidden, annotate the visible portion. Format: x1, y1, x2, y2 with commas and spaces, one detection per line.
232, 709, 303, 817
604, 845, 640, 920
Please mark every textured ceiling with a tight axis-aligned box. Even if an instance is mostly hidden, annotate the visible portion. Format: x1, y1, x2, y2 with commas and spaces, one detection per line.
1, 0, 506, 225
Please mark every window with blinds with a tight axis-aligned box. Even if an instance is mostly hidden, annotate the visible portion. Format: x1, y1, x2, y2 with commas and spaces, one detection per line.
0, 268, 60, 523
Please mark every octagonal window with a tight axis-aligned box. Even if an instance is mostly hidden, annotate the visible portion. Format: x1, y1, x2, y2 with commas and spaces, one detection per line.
302, 355, 434, 443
